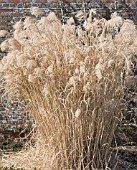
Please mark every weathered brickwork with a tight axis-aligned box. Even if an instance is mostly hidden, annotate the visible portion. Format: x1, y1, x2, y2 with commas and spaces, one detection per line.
0, 93, 34, 143
0, 1, 137, 30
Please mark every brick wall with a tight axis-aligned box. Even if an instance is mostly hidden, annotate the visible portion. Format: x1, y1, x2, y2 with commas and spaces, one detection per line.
0, 1, 137, 30
0, 1, 136, 30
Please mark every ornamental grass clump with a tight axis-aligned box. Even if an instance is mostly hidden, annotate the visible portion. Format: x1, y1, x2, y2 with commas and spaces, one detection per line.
0, 9, 137, 169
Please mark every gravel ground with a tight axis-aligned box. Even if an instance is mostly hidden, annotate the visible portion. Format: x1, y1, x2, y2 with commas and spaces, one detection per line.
109, 146, 137, 170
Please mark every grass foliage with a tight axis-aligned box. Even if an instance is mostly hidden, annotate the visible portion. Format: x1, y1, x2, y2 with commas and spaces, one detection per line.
0, 8, 137, 170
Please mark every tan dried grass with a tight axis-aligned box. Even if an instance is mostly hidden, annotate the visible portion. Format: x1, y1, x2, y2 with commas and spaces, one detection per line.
0, 9, 137, 170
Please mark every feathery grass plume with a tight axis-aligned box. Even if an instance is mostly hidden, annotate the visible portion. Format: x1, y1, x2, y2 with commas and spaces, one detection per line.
0, 38, 21, 52
0, 40, 9, 52
1, 8, 137, 169
0, 30, 8, 38
30, 7, 44, 17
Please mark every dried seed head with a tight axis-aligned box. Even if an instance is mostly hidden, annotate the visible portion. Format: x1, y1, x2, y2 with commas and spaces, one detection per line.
0, 40, 9, 51
88, 9, 96, 23
107, 59, 115, 68
42, 85, 49, 97
13, 20, 24, 30
67, 17, 75, 25
30, 7, 44, 17
0, 30, 8, 37
83, 82, 90, 94
16, 54, 28, 67
68, 76, 75, 87
46, 64, 53, 75
0, 62, 4, 72
26, 60, 37, 70
8, 38, 21, 51
28, 74, 37, 83
24, 16, 35, 29
46, 12, 59, 22
34, 67, 44, 77
75, 109, 81, 118
75, 68, 79, 75
95, 62, 103, 80
76, 10, 85, 21
80, 61, 85, 74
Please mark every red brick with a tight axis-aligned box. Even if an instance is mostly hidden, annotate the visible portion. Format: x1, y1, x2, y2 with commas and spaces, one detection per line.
35, 0, 74, 2
0, 8, 13, 12
0, 21, 7, 26
12, 12, 23, 17
35, 0, 47, 2
0, 0, 31, 2
3, 17, 12, 22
